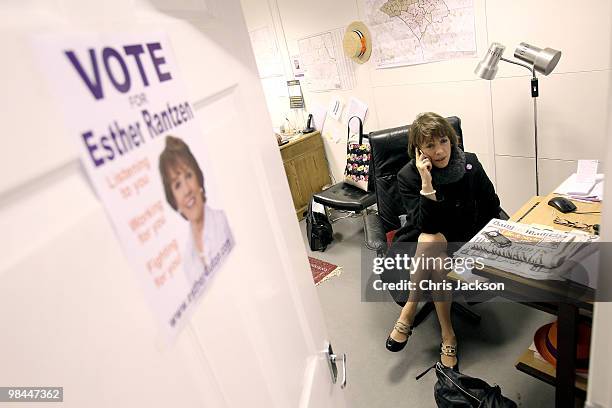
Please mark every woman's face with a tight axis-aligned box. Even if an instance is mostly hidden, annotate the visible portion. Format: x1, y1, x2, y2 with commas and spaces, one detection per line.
169, 162, 204, 223
420, 135, 451, 168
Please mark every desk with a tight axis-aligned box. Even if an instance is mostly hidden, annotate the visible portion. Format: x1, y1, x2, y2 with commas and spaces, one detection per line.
478, 193, 600, 407
280, 131, 331, 220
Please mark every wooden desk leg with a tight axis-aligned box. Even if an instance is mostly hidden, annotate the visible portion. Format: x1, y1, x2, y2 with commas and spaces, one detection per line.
556, 303, 578, 408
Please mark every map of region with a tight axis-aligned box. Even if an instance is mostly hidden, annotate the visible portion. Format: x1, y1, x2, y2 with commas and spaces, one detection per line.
365, 0, 477, 68
297, 29, 356, 92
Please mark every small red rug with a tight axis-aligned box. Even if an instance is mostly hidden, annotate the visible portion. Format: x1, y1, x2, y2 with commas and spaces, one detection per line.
309, 257, 343, 286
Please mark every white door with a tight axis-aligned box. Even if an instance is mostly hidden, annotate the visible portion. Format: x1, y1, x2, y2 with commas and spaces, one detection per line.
0, 1, 346, 407
586, 55, 612, 407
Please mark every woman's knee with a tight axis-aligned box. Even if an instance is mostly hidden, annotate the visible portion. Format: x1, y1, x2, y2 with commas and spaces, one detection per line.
417, 232, 447, 244
416, 233, 447, 256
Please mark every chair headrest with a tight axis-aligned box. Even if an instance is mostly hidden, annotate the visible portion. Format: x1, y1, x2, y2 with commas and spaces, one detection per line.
369, 117, 463, 177
369, 125, 411, 179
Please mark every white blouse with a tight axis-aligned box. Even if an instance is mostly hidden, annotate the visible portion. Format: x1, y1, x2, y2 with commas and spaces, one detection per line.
183, 205, 234, 298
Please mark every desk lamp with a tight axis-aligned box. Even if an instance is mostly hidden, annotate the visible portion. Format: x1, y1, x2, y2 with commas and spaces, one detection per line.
475, 42, 562, 195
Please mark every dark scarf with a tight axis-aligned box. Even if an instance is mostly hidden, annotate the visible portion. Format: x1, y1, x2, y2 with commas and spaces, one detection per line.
431, 146, 466, 185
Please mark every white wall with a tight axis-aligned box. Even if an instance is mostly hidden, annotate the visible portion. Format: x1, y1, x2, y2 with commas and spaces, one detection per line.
242, 0, 611, 214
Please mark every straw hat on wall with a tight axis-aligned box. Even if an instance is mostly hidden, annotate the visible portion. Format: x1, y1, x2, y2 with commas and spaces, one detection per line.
343, 21, 372, 64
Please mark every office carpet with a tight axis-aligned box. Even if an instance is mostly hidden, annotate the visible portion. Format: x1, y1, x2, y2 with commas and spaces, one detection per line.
299, 215, 557, 408
309, 256, 342, 286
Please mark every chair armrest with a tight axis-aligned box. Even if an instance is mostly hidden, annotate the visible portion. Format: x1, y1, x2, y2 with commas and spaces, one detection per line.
364, 213, 388, 255
498, 208, 510, 220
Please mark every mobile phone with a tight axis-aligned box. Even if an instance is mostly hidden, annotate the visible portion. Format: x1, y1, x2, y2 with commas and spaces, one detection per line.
482, 231, 512, 247
418, 149, 432, 170
418, 148, 429, 161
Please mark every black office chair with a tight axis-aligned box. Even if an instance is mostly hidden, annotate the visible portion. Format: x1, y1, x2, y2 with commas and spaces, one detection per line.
312, 176, 376, 221
363, 116, 509, 327
312, 121, 376, 223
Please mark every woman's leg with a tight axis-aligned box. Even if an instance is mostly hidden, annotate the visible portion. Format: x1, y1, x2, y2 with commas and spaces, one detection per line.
433, 300, 456, 367
388, 233, 447, 343
430, 249, 457, 367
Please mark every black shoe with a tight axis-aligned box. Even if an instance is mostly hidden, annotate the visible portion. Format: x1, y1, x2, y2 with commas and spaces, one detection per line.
385, 321, 412, 352
440, 342, 459, 371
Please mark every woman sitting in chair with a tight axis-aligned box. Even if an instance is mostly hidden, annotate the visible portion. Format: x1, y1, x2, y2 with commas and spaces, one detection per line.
384, 112, 501, 370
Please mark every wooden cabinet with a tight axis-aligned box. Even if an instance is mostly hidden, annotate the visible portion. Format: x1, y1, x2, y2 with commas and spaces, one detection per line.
280, 131, 331, 220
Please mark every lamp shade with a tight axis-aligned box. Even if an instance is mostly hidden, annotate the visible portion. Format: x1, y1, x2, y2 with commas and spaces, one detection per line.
474, 43, 505, 80
514, 43, 562, 75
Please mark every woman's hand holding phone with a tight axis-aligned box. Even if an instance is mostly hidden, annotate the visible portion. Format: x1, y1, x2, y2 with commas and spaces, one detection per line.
415, 147, 433, 188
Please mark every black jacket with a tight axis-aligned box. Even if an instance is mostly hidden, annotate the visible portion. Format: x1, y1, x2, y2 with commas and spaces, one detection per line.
393, 152, 500, 243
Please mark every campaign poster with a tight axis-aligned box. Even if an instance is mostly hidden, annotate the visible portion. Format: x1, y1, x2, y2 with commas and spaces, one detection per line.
35, 33, 235, 339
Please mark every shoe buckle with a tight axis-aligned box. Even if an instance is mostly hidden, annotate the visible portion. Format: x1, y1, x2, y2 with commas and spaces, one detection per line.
441, 344, 457, 356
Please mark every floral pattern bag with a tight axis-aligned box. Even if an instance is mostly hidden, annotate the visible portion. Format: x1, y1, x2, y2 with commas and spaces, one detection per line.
344, 116, 370, 191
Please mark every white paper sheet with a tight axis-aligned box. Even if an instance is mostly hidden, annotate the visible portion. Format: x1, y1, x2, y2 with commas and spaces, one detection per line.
577, 160, 598, 183
309, 103, 327, 131
328, 97, 344, 121
248, 26, 283, 78
346, 97, 368, 137
288, 82, 302, 97
565, 160, 598, 195
291, 54, 305, 78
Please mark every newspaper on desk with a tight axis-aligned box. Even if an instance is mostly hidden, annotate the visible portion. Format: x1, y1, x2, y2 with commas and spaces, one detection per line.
455, 219, 599, 281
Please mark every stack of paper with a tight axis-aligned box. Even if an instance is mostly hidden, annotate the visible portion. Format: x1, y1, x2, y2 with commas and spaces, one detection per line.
554, 174, 604, 202
553, 159, 603, 202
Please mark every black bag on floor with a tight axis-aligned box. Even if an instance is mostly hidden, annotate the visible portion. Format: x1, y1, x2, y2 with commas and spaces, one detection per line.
306, 198, 333, 251
417, 362, 517, 408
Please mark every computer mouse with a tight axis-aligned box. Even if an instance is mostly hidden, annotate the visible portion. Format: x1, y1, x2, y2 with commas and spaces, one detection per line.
548, 196, 577, 213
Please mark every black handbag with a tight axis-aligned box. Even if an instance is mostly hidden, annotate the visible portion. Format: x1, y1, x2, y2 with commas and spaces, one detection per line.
417, 363, 517, 408
306, 198, 333, 252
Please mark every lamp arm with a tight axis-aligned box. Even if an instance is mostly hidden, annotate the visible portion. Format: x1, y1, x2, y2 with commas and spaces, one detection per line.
500, 57, 536, 78
500, 57, 540, 194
